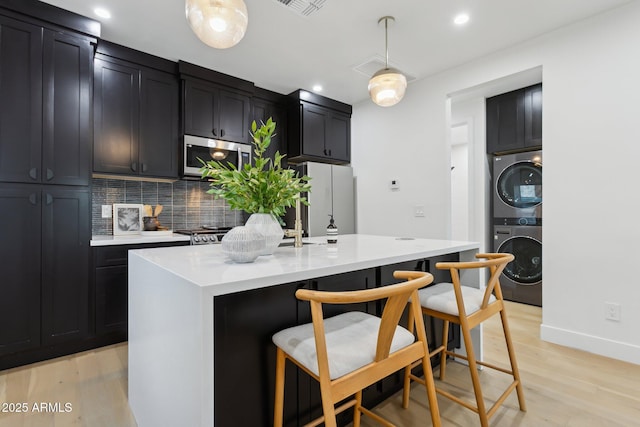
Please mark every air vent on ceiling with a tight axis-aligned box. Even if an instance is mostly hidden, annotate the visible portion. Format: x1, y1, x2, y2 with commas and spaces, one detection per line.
275, 0, 326, 17
353, 56, 416, 83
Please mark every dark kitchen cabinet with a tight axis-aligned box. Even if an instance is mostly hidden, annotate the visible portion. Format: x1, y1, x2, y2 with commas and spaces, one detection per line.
180, 61, 254, 144
0, 184, 90, 356
0, 185, 42, 356
93, 241, 190, 338
288, 90, 352, 164
0, 14, 93, 186
252, 88, 288, 163
93, 42, 180, 179
486, 83, 542, 154
182, 78, 252, 143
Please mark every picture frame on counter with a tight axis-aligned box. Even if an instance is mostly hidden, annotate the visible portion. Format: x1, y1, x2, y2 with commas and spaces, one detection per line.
113, 204, 144, 236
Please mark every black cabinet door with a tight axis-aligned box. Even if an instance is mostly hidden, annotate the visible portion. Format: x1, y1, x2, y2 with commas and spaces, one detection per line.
0, 185, 41, 356
327, 111, 350, 162
93, 58, 140, 174
183, 79, 251, 143
290, 100, 351, 164
214, 282, 301, 427
183, 79, 218, 138
487, 84, 542, 154
42, 30, 92, 186
218, 88, 251, 143
525, 83, 542, 148
41, 186, 90, 345
0, 16, 43, 184
252, 97, 288, 163
301, 103, 328, 158
486, 89, 525, 154
139, 67, 179, 178
95, 265, 128, 335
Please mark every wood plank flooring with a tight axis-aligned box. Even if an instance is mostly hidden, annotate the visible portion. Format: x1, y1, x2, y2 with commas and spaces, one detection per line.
0, 301, 638, 426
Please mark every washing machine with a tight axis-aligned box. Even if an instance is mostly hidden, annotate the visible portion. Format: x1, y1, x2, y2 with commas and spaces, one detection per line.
493, 225, 542, 306
493, 150, 542, 224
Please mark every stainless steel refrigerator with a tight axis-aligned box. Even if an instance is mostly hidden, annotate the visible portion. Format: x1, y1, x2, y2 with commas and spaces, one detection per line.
285, 162, 355, 237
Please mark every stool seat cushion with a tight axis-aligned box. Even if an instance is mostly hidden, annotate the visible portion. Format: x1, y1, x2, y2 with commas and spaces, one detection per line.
273, 311, 415, 380
418, 283, 496, 316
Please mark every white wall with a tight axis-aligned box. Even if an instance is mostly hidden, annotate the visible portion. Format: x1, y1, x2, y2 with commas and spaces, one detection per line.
351, 2, 640, 364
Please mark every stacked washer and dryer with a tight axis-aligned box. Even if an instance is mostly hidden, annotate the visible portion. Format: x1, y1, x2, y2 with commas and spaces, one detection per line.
493, 150, 542, 306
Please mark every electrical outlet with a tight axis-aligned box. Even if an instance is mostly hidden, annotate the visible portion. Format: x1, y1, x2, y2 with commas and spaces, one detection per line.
102, 205, 112, 219
605, 302, 621, 321
414, 205, 425, 217
390, 179, 400, 190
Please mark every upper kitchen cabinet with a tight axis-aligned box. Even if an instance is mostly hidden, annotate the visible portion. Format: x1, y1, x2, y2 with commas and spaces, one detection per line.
0, 11, 95, 186
93, 41, 180, 179
486, 83, 542, 154
179, 61, 253, 144
287, 90, 352, 164
251, 87, 288, 162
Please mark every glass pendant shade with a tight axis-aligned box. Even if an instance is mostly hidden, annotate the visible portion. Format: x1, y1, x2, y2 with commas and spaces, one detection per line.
185, 0, 248, 49
368, 67, 407, 107
369, 16, 407, 107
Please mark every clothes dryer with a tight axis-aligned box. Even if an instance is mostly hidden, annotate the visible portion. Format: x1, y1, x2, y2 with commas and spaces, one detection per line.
493, 150, 542, 224
493, 225, 542, 306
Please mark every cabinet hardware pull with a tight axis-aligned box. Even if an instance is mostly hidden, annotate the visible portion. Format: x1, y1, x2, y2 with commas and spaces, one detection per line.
29, 194, 37, 205
29, 168, 38, 180
142, 163, 147, 172
46, 168, 54, 181
220, 129, 225, 137
131, 162, 138, 172
46, 193, 53, 205
212, 128, 217, 137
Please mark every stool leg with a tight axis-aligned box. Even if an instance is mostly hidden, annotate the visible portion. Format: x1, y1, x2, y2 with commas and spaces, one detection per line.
500, 308, 527, 411
439, 320, 450, 380
460, 317, 489, 427
274, 348, 286, 427
353, 390, 363, 427
402, 307, 416, 409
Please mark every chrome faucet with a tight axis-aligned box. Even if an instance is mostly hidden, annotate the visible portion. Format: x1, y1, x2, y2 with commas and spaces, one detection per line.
284, 198, 303, 248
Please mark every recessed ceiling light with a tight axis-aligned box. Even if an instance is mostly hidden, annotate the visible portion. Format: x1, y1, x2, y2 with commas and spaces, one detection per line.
312, 85, 323, 92
94, 7, 111, 19
454, 13, 469, 26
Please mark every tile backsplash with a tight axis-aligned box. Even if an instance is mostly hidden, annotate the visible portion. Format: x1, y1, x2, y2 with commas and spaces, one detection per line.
91, 178, 247, 235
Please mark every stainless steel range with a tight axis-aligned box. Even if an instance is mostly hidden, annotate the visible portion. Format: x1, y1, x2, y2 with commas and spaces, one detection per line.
175, 226, 233, 245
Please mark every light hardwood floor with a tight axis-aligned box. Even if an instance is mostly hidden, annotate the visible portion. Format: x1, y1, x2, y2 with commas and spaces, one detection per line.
0, 302, 638, 426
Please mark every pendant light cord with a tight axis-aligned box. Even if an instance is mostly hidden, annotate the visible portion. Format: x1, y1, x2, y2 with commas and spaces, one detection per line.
384, 17, 389, 69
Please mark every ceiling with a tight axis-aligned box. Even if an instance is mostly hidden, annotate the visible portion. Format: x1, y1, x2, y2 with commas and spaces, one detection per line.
40, 0, 632, 105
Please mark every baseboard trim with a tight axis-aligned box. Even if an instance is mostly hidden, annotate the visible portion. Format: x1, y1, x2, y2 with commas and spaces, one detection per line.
540, 323, 640, 365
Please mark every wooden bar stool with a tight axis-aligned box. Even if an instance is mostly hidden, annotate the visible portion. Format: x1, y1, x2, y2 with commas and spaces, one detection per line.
402, 253, 526, 426
272, 271, 441, 427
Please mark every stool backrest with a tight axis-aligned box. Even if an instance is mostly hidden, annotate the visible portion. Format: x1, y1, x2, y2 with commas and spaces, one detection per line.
435, 252, 514, 311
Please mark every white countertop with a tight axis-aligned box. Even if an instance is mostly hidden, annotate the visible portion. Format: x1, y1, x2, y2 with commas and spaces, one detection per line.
129, 234, 480, 296
91, 232, 190, 246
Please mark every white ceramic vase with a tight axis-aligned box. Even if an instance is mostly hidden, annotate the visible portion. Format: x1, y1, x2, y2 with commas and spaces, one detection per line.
245, 213, 284, 255
221, 226, 265, 263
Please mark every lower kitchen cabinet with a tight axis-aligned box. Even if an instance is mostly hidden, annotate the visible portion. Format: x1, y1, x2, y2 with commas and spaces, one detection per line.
0, 184, 90, 367
93, 241, 190, 338
213, 259, 458, 427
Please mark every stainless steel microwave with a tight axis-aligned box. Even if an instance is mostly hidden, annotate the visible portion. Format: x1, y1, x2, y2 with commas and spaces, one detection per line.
183, 135, 252, 178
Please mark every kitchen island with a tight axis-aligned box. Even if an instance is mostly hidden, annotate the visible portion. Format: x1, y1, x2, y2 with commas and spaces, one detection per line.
128, 234, 480, 427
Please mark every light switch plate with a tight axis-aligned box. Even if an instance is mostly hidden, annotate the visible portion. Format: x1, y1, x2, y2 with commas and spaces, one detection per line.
102, 205, 112, 218
414, 206, 425, 217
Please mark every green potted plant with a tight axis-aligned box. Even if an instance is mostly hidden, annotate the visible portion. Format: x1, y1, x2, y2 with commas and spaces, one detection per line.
200, 117, 311, 255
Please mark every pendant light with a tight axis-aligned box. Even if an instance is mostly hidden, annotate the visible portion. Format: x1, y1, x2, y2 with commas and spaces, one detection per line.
368, 16, 407, 107
185, 0, 248, 49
